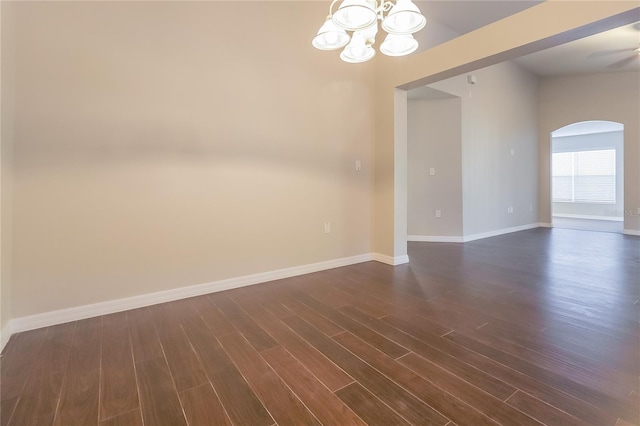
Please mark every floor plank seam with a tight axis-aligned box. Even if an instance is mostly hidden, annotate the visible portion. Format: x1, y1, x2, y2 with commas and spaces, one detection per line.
213, 333, 273, 423
446, 329, 634, 419
96, 316, 104, 426
3, 328, 50, 426
295, 316, 448, 425
331, 380, 357, 393
98, 409, 141, 425
518, 388, 590, 423
4, 396, 20, 426
128, 325, 144, 426
394, 351, 411, 362
338, 313, 415, 362
160, 343, 190, 426
504, 389, 519, 402
207, 381, 235, 426
259, 346, 363, 425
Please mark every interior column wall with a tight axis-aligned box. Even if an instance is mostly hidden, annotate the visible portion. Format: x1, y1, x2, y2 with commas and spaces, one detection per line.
407, 96, 463, 237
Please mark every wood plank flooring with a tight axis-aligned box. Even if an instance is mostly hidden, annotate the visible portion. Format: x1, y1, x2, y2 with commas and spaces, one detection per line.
1, 227, 639, 425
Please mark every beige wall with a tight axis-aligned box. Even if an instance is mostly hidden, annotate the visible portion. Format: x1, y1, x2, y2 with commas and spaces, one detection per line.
426, 62, 539, 236
373, 1, 640, 258
539, 72, 640, 232
408, 96, 463, 237
1, 1, 15, 340
9, 1, 375, 318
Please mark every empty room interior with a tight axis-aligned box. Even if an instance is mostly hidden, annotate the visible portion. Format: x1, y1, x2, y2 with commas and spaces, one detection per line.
1, 1, 639, 426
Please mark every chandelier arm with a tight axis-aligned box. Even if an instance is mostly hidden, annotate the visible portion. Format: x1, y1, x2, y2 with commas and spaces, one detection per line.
327, 0, 341, 17
375, 1, 394, 21
379, 1, 394, 13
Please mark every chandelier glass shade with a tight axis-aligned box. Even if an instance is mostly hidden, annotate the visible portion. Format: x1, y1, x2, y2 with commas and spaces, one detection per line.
312, 0, 426, 62
340, 24, 378, 63
380, 33, 418, 56
333, 0, 378, 31
381, 0, 426, 34
312, 19, 350, 50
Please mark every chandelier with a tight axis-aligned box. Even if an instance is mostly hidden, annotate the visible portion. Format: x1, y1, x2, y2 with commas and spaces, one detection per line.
312, 0, 427, 63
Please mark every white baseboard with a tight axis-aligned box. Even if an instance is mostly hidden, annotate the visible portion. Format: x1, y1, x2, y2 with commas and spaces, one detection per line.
409, 223, 541, 244
553, 213, 623, 222
372, 253, 410, 265
408, 235, 464, 243
623, 229, 640, 236
538, 222, 552, 228
0, 323, 12, 353
463, 223, 540, 242
11, 253, 377, 334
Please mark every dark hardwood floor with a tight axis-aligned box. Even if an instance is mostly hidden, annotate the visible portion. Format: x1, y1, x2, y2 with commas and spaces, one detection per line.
1, 227, 639, 425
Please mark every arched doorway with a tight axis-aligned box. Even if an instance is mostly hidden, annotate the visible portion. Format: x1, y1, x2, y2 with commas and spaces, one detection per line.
550, 120, 624, 233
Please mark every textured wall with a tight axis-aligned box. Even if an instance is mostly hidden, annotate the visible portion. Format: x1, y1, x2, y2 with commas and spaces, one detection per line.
9, 2, 375, 317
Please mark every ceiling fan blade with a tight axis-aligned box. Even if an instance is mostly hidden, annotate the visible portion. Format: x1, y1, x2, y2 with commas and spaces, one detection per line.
607, 55, 639, 68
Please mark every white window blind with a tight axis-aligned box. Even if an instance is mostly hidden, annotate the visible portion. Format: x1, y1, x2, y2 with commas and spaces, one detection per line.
552, 149, 616, 204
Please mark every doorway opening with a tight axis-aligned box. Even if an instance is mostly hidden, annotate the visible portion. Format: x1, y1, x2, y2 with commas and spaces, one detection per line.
551, 120, 624, 233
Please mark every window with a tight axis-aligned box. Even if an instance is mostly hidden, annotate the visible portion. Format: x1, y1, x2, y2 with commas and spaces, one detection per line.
552, 149, 616, 203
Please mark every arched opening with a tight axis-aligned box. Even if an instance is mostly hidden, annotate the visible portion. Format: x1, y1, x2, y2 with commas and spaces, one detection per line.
551, 121, 624, 233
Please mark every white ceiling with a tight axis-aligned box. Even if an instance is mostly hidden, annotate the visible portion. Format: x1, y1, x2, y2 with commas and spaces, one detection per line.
514, 22, 640, 76
407, 86, 456, 100
417, 0, 542, 35
416, 1, 640, 77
